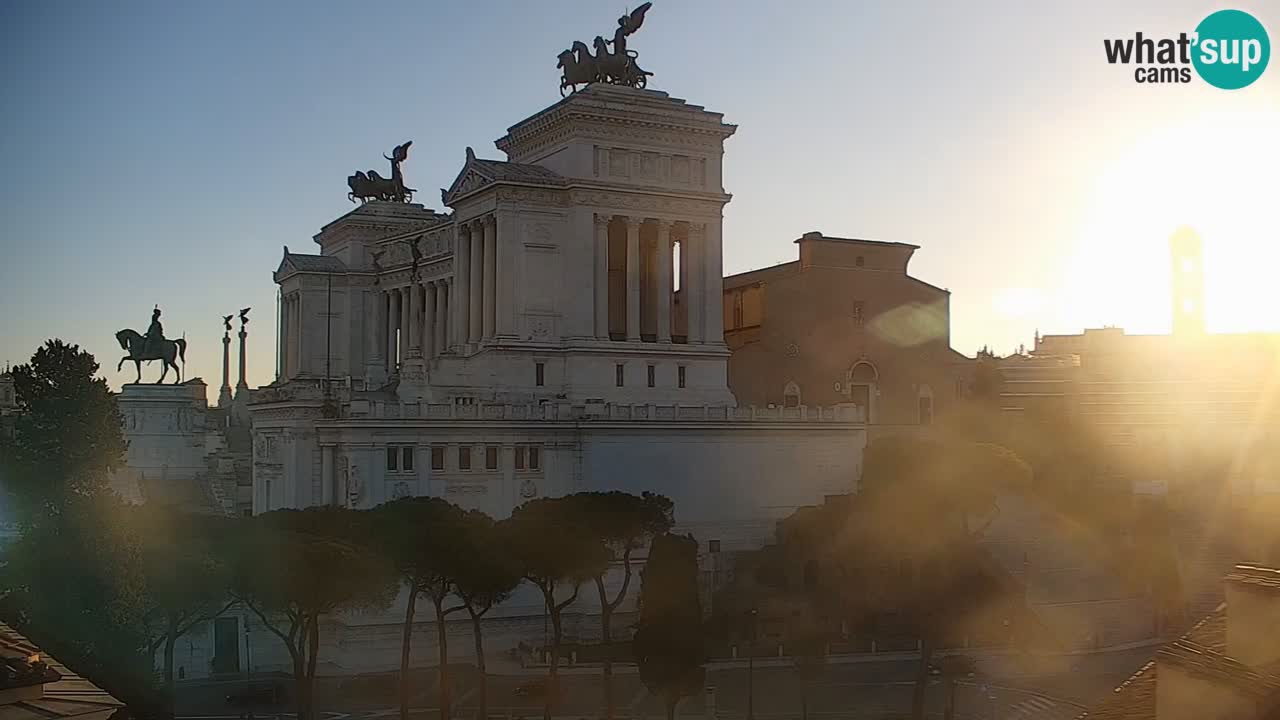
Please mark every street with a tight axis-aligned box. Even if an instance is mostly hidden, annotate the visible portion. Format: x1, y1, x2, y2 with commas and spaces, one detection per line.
175, 648, 1155, 720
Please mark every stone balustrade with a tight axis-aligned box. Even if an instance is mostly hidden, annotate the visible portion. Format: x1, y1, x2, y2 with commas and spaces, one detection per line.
346, 399, 864, 423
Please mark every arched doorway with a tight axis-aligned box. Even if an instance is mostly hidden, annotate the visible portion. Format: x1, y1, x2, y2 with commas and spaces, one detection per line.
847, 361, 878, 422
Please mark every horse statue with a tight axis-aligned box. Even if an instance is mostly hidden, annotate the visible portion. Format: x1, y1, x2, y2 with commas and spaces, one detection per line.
557, 3, 653, 95
347, 141, 416, 203
115, 329, 187, 384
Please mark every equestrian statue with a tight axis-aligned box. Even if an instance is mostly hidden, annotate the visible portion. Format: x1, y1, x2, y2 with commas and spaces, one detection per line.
347, 141, 416, 203
558, 3, 653, 96
116, 306, 187, 384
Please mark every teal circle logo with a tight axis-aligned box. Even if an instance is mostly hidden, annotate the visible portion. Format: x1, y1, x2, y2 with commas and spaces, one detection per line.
1192, 9, 1270, 89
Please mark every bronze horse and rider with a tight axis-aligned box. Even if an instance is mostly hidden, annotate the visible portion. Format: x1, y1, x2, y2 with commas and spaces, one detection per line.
116, 307, 187, 384
558, 3, 653, 96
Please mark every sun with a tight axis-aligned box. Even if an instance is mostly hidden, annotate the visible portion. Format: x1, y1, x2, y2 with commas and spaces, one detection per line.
1064, 108, 1280, 335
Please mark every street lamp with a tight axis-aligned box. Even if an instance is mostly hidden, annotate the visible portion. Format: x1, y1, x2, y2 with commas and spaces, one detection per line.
747, 608, 758, 720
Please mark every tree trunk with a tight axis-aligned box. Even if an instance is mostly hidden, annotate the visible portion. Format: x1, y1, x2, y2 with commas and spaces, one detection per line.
400, 589, 418, 720
435, 601, 451, 720
596, 577, 615, 720
911, 635, 934, 720
292, 647, 309, 720
546, 606, 563, 720
307, 614, 320, 717
469, 610, 487, 720
163, 617, 177, 714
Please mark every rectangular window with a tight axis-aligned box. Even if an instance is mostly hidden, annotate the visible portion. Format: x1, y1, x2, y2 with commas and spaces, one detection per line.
386, 447, 398, 472
709, 539, 721, 554
615, 363, 625, 387
486, 446, 499, 471
431, 446, 444, 471
918, 396, 934, 426
678, 365, 687, 389
515, 447, 526, 470
458, 446, 471, 471
402, 447, 414, 472
535, 362, 545, 387
529, 446, 541, 471
647, 365, 656, 388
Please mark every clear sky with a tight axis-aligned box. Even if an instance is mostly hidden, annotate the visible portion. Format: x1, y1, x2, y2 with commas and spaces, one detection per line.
2, 0, 1278, 395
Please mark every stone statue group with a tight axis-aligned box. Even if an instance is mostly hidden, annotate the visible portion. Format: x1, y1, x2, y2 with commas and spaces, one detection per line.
115, 306, 187, 384
558, 3, 654, 95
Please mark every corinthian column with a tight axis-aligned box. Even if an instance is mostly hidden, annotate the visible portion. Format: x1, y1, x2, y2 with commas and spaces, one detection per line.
656, 220, 673, 343
422, 281, 436, 360
625, 216, 641, 342
482, 216, 496, 340
455, 224, 471, 348
435, 279, 449, 355
686, 224, 704, 343
469, 219, 484, 343
594, 214, 609, 339
387, 289, 400, 370
407, 282, 421, 357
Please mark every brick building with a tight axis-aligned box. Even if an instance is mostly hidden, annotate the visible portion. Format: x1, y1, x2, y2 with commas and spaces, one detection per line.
722, 231, 971, 428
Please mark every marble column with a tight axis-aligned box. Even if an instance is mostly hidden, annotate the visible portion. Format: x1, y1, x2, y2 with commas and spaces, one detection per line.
469, 220, 484, 343
422, 281, 436, 359
367, 289, 383, 372
321, 445, 334, 506
482, 216, 496, 340
386, 289, 399, 370
455, 224, 471, 348
408, 282, 422, 356
625, 216, 641, 341
593, 214, 610, 339
400, 287, 412, 363
278, 294, 289, 378
435, 279, 449, 354
678, 230, 690, 340
656, 219, 673, 343
704, 219, 724, 343
686, 224, 705, 343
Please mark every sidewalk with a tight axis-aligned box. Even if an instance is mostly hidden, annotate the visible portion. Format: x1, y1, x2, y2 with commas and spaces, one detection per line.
504, 636, 1167, 676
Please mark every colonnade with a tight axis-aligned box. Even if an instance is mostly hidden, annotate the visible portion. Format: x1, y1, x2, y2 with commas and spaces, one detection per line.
379, 277, 451, 371
594, 214, 718, 344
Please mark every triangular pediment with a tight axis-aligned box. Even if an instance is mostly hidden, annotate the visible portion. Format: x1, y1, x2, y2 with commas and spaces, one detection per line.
443, 166, 494, 205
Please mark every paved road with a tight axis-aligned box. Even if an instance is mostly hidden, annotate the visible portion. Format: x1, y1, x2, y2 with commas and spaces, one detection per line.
177, 649, 1151, 720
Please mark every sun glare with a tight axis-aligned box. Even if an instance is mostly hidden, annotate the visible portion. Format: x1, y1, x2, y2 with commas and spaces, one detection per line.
1066, 108, 1280, 335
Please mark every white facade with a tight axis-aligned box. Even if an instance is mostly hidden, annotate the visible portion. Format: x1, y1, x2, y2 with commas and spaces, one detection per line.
237, 85, 867, 677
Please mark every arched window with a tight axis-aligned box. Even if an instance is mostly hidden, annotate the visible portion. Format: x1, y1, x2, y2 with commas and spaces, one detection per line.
783, 381, 801, 408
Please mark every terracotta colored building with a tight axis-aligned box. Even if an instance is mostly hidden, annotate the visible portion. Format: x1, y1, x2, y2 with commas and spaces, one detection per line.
721, 231, 971, 427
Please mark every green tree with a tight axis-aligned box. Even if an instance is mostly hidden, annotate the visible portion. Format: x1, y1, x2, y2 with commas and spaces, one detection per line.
132, 506, 236, 712
451, 510, 522, 720
1, 340, 126, 520
228, 507, 396, 720
567, 491, 674, 720
856, 435, 1030, 720
0, 494, 160, 713
0, 341, 158, 713
371, 498, 471, 720
505, 497, 610, 720
633, 533, 704, 720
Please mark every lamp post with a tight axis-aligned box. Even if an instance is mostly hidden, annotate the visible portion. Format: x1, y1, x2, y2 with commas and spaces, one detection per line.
747, 608, 758, 720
